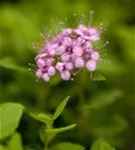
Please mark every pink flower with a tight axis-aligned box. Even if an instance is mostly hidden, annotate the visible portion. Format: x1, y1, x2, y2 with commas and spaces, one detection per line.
75, 25, 91, 40
48, 49, 56, 56
73, 46, 83, 57
62, 37, 72, 47
61, 70, 71, 81
36, 69, 42, 78
86, 60, 97, 71
91, 51, 100, 61
43, 73, 50, 82
61, 28, 73, 36
56, 46, 65, 55
74, 57, 84, 68
56, 62, 73, 72
65, 62, 73, 70
75, 25, 100, 42
61, 53, 70, 62
55, 62, 64, 72
48, 66, 56, 76
88, 27, 100, 41
35, 24, 102, 82
36, 58, 45, 67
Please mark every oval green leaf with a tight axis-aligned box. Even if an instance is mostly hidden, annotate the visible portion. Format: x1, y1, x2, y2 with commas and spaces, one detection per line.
0, 103, 24, 140
53, 96, 70, 120
0, 145, 6, 150
28, 112, 53, 126
52, 142, 85, 150
46, 124, 76, 134
87, 90, 123, 109
91, 139, 115, 150
7, 132, 23, 150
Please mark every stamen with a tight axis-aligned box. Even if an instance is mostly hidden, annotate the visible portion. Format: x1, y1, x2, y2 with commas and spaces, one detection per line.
80, 14, 86, 24
89, 10, 94, 26
36, 79, 39, 82
99, 22, 110, 32
73, 68, 82, 76
40, 32, 46, 41
28, 63, 36, 67
32, 42, 44, 52
71, 78, 74, 81
28, 63, 36, 72
59, 21, 65, 30
98, 48, 108, 55
99, 59, 111, 64
47, 30, 53, 38
97, 41, 109, 50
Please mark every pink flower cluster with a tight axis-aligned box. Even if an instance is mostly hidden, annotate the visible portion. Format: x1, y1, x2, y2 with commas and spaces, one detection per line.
35, 24, 101, 81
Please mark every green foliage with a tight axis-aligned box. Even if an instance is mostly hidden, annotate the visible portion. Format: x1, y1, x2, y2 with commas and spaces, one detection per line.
27, 96, 76, 148
0, 57, 24, 72
7, 132, 23, 150
0, 146, 6, 150
91, 139, 115, 150
39, 125, 56, 144
0, 0, 134, 149
90, 114, 128, 137
53, 96, 70, 120
29, 112, 53, 127
0, 103, 24, 140
87, 90, 123, 109
46, 124, 76, 134
52, 142, 85, 150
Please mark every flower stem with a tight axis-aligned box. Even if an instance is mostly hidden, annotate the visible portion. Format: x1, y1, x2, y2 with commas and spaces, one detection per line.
44, 123, 53, 150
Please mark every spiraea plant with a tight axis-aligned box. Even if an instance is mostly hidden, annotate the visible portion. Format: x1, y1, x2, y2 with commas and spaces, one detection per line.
0, 12, 115, 150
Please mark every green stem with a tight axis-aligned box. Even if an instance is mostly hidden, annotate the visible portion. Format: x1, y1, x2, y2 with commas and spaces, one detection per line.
44, 123, 53, 150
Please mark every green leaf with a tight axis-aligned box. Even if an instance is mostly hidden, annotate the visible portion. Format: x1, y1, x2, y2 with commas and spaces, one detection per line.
46, 124, 76, 134
7, 132, 23, 150
114, 26, 135, 62
0, 145, 6, 150
91, 139, 115, 150
0, 57, 28, 73
52, 142, 85, 150
28, 112, 53, 126
39, 125, 56, 144
0, 103, 24, 140
87, 90, 123, 109
53, 96, 70, 120
90, 113, 128, 138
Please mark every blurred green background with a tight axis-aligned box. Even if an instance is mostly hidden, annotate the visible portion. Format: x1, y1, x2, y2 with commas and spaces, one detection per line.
0, 0, 135, 150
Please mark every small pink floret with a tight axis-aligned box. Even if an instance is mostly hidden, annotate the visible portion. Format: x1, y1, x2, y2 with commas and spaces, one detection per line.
61, 70, 71, 81
75, 57, 84, 68
48, 66, 56, 76
86, 60, 97, 71
43, 73, 50, 82
91, 51, 100, 61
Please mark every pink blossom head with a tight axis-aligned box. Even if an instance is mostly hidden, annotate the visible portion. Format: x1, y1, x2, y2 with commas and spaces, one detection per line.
34, 21, 105, 82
